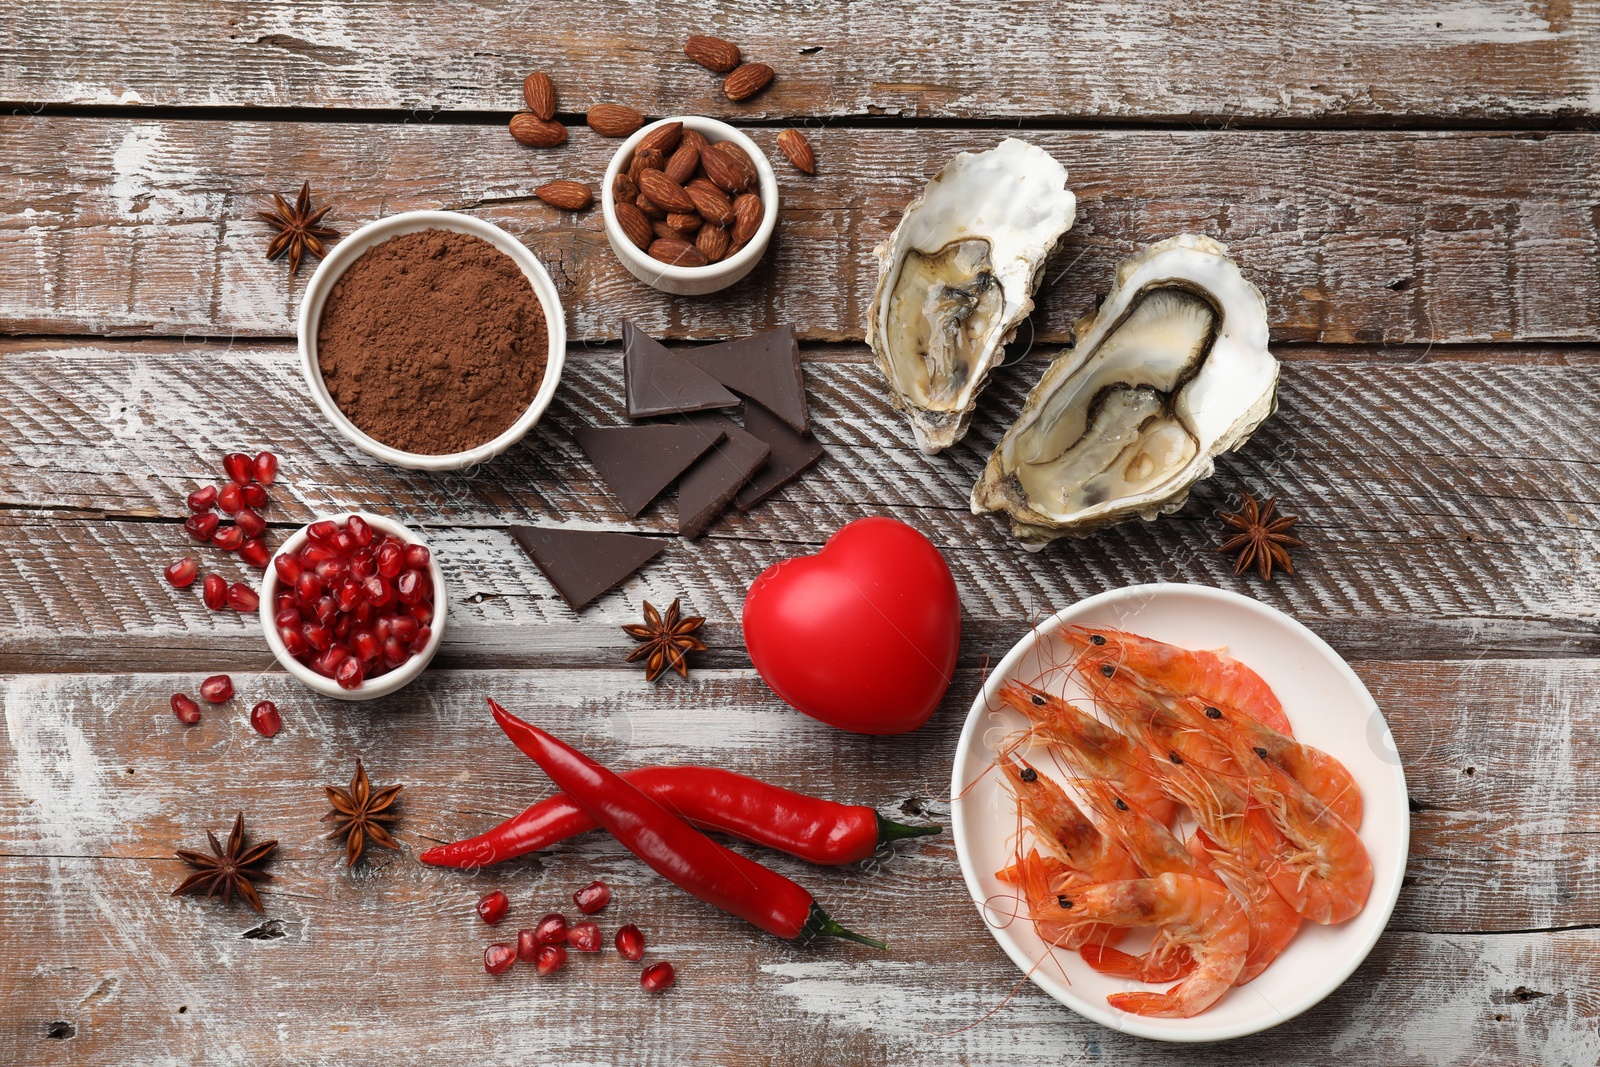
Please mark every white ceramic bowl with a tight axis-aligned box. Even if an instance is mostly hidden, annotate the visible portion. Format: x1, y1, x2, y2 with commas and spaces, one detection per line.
601, 116, 779, 296
950, 584, 1409, 1042
297, 210, 566, 471
258, 512, 446, 702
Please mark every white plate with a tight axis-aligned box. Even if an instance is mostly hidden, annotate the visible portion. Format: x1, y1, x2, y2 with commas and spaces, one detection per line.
950, 583, 1408, 1042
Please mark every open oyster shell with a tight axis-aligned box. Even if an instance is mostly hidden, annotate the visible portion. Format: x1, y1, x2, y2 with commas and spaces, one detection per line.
867, 138, 1076, 454
972, 234, 1278, 547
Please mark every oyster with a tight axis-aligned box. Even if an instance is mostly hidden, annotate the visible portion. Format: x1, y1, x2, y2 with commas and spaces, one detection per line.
867, 138, 1076, 454
972, 234, 1278, 546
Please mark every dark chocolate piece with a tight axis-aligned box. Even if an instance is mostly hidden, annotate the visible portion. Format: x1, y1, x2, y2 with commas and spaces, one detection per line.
573, 422, 726, 518
734, 401, 826, 511
509, 526, 665, 611
680, 325, 809, 434
623, 320, 738, 418
675, 416, 771, 540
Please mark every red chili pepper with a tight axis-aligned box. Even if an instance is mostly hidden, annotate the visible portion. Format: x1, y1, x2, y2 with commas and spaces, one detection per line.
486, 698, 886, 949
417, 765, 941, 870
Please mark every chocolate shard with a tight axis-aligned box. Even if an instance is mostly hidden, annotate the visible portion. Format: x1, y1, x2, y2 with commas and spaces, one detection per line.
573, 422, 726, 519
735, 401, 826, 511
680, 325, 809, 434
675, 416, 771, 540
623, 320, 738, 418
509, 526, 665, 612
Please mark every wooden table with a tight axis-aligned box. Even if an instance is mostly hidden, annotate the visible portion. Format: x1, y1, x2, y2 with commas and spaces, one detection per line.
3, 4, 1599, 1064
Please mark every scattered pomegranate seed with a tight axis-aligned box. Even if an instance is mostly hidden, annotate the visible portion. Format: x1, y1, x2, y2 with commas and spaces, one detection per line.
573, 880, 611, 915
404, 543, 431, 571
535, 912, 569, 944
278, 626, 309, 656
234, 508, 266, 538
567, 921, 602, 952
212, 524, 245, 551
184, 513, 219, 542
483, 942, 516, 976
477, 890, 510, 926
641, 961, 676, 993
242, 483, 268, 511
218, 482, 244, 515
375, 540, 403, 579
170, 693, 202, 725
307, 520, 339, 544
347, 515, 373, 547
250, 700, 281, 737
615, 924, 645, 961
273, 554, 303, 585
202, 573, 228, 610
335, 656, 365, 690
222, 452, 253, 486
239, 539, 270, 569
516, 928, 539, 962
187, 485, 218, 513
226, 583, 259, 612
164, 557, 198, 588
254, 451, 278, 485
535, 943, 567, 976
199, 674, 234, 703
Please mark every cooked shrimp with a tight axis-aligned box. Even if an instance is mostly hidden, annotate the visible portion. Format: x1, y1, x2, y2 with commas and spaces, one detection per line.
997, 754, 1140, 883
1060, 625, 1294, 736
1028, 874, 1249, 1018
1239, 759, 1373, 925
1075, 656, 1237, 776
1007, 846, 1123, 951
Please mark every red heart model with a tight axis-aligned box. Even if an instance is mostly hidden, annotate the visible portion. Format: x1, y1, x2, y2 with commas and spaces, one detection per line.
742, 516, 961, 735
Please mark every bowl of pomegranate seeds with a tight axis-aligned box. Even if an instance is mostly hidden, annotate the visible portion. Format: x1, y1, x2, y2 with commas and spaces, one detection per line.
259, 512, 445, 701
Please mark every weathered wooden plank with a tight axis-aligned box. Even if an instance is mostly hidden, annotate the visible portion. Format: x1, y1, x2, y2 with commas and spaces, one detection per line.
4, 119, 1599, 344
4, 0, 1598, 123
1, 667, 1597, 1067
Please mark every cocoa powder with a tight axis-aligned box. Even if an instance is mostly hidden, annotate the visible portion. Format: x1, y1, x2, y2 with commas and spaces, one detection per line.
316, 229, 548, 455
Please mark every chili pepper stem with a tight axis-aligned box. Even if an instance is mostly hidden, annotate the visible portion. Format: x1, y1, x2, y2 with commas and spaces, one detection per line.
800, 903, 888, 950
876, 813, 943, 843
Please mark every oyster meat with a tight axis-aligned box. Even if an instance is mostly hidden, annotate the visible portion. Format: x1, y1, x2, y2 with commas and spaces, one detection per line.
972, 234, 1278, 546
867, 138, 1076, 454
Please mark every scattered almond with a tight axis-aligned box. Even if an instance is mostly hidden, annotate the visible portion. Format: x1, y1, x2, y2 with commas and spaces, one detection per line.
636, 121, 684, 156
665, 143, 700, 185
509, 113, 567, 148
723, 62, 774, 102
588, 103, 644, 138
614, 201, 654, 250
523, 72, 557, 121
535, 180, 593, 211
636, 193, 666, 219
685, 35, 741, 74
649, 236, 709, 268
613, 171, 639, 204
696, 224, 730, 262
776, 129, 815, 174
700, 141, 756, 193
665, 211, 703, 234
638, 169, 696, 214
685, 178, 735, 226
732, 192, 763, 245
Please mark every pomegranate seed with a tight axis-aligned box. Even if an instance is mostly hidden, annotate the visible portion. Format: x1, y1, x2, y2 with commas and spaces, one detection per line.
299, 543, 336, 567
335, 656, 365, 690
199, 674, 233, 703
295, 572, 323, 606
352, 598, 375, 627
408, 602, 434, 627
239, 539, 270, 569
222, 452, 253, 486
242, 483, 268, 510
164, 557, 198, 588
404, 543, 431, 571
275, 605, 302, 629
275, 591, 294, 613
333, 613, 353, 640
302, 622, 333, 651
335, 580, 361, 613
409, 626, 433, 654
314, 596, 338, 625
614, 924, 645, 961
347, 515, 373, 547
483, 942, 516, 976
352, 630, 381, 662
253, 451, 278, 485
349, 548, 377, 581
250, 700, 281, 737
186, 485, 218, 512
382, 637, 409, 669
312, 643, 348, 677
273, 554, 303, 585
516, 928, 539, 963
307, 520, 339, 544
333, 530, 357, 558
641, 961, 675, 993
226, 582, 259, 612
315, 558, 348, 584
170, 693, 202, 724
389, 615, 420, 643
535, 943, 567, 976
375, 541, 403, 579
535, 912, 569, 944
278, 625, 309, 657
573, 880, 611, 915
477, 890, 510, 926
184, 513, 219, 542
218, 482, 244, 515
567, 921, 602, 952
362, 574, 392, 607
202, 573, 228, 610
234, 508, 266, 538
212, 524, 245, 551
396, 569, 427, 605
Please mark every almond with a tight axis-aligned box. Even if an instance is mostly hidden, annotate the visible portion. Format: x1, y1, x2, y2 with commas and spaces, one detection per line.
680, 128, 708, 153
614, 201, 654, 250
635, 121, 683, 156
637, 169, 696, 214
722, 62, 774, 102
509, 113, 567, 148
612, 171, 638, 204
535, 180, 593, 211
523, 72, 557, 121
732, 192, 763, 245
685, 178, 735, 226
685, 34, 741, 74
701, 141, 756, 194
588, 103, 644, 138
628, 147, 664, 182
725, 237, 748, 260
665, 211, 703, 234
649, 236, 709, 268
652, 219, 682, 242
664, 143, 700, 185
696, 224, 730, 263
636, 193, 666, 220
776, 129, 815, 174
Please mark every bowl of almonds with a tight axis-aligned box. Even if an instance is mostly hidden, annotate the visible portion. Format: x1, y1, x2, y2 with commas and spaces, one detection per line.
601, 116, 779, 296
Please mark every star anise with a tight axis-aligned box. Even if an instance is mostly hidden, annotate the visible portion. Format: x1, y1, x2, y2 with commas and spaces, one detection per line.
172, 812, 277, 913
322, 759, 403, 867
257, 181, 338, 275
623, 598, 707, 682
1218, 492, 1305, 580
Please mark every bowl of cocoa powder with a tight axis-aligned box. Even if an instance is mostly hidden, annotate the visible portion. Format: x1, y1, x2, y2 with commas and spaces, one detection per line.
298, 211, 565, 470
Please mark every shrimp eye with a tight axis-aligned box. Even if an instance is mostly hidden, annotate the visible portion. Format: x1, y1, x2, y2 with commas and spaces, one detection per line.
1030, 693, 1046, 707
1099, 664, 1115, 677
1019, 766, 1038, 782
1089, 634, 1106, 646
1168, 752, 1184, 765
1205, 706, 1222, 720
1057, 895, 1073, 909
1114, 797, 1128, 811
1254, 746, 1269, 760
